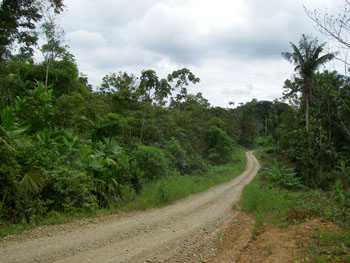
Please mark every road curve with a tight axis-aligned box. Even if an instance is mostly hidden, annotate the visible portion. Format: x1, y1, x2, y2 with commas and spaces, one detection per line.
0, 151, 260, 263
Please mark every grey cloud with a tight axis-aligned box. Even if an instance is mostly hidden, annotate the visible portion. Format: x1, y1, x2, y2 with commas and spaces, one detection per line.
64, 0, 315, 68
70, 45, 162, 70
67, 30, 108, 49
55, 0, 340, 107
209, 14, 304, 60
62, 0, 159, 31
221, 84, 253, 96
123, 3, 206, 64
234, 84, 253, 96
202, 0, 322, 61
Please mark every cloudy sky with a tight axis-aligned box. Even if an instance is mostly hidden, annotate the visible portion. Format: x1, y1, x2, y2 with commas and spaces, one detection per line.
54, 0, 344, 107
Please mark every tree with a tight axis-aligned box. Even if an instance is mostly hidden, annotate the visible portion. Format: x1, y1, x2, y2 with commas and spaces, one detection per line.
305, 2, 350, 50
139, 70, 171, 105
205, 125, 233, 164
277, 70, 350, 186
0, 0, 64, 61
312, 71, 350, 146
167, 68, 200, 110
138, 70, 171, 141
232, 100, 262, 147
40, 8, 67, 86
100, 71, 139, 114
100, 72, 138, 95
282, 34, 335, 131
304, 1, 350, 74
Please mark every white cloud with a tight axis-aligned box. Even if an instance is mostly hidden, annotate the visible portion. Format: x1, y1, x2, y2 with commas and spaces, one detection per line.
67, 30, 108, 49
182, 0, 249, 34
54, 0, 345, 106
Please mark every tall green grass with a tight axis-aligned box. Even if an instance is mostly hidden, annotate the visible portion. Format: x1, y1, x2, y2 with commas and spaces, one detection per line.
120, 146, 247, 210
238, 177, 291, 235
237, 150, 291, 235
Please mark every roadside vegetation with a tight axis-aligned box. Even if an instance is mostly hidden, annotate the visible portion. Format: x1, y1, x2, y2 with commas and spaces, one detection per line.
1, 2, 350, 258
0, 147, 246, 237
120, 147, 246, 211
238, 151, 350, 262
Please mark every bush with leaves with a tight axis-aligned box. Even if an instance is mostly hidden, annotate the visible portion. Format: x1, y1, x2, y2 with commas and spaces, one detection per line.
254, 135, 275, 147
277, 117, 337, 187
0, 107, 49, 222
264, 158, 303, 189
133, 145, 169, 181
13, 83, 54, 133
163, 138, 188, 174
43, 166, 97, 212
1, 132, 65, 222
85, 138, 130, 206
205, 125, 233, 164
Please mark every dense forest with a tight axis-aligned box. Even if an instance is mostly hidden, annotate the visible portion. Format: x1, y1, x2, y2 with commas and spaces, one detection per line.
0, 0, 349, 227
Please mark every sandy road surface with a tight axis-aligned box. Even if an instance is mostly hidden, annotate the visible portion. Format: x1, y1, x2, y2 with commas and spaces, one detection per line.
0, 151, 260, 263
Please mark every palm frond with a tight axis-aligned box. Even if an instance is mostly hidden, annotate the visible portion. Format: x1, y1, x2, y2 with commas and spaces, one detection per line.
20, 167, 45, 196
106, 158, 117, 167
282, 42, 305, 68
316, 53, 336, 67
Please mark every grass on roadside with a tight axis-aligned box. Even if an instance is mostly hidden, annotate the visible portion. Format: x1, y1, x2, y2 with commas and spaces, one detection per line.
238, 180, 291, 235
237, 149, 350, 262
0, 147, 247, 238
120, 146, 247, 210
305, 229, 350, 262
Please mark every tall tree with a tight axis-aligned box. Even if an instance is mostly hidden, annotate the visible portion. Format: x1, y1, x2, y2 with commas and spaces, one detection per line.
138, 70, 171, 141
167, 68, 200, 110
0, 0, 64, 61
40, 5, 67, 86
282, 34, 335, 131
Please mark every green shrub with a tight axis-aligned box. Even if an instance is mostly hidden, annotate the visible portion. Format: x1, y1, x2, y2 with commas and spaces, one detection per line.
255, 135, 275, 147
133, 145, 168, 181
163, 138, 188, 174
0, 134, 61, 222
205, 125, 233, 164
185, 153, 208, 175
264, 158, 303, 189
287, 188, 350, 228
43, 167, 97, 212
13, 83, 54, 133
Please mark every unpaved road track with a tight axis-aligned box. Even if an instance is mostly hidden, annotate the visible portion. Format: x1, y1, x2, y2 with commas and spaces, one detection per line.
0, 151, 260, 263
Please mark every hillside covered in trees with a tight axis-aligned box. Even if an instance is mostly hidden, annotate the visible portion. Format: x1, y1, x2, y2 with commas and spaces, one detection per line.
0, 0, 349, 231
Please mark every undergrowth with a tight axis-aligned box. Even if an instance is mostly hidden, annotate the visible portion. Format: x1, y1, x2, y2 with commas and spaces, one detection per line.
120, 147, 246, 210
0, 147, 246, 237
306, 229, 350, 262
237, 150, 350, 262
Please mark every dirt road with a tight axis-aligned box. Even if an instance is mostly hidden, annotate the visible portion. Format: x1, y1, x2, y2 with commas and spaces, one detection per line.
0, 151, 260, 263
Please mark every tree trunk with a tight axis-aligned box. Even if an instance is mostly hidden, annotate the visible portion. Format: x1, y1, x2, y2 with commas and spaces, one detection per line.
304, 77, 312, 132
305, 93, 309, 132
45, 59, 50, 86
139, 104, 147, 142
